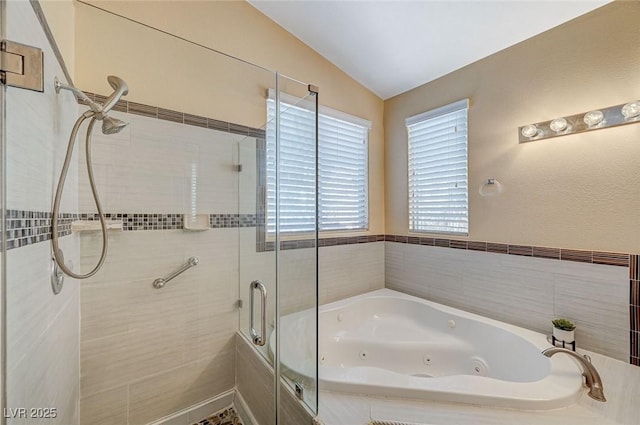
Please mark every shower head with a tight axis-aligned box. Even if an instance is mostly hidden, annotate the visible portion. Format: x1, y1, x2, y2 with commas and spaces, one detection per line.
100, 75, 129, 115
101, 115, 128, 135
54, 75, 129, 118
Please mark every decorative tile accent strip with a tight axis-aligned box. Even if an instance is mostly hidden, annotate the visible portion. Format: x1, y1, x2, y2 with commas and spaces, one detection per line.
508, 244, 533, 256
257, 234, 386, 252
191, 406, 242, 425
560, 249, 593, 264
82, 91, 267, 139
210, 214, 257, 229
533, 246, 561, 260
3, 210, 259, 249
5, 210, 74, 250
384, 235, 629, 267
486, 242, 508, 254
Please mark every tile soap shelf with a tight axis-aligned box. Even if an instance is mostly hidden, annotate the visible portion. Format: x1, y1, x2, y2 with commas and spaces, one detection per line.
71, 220, 123, 233
183, 213, 210, 231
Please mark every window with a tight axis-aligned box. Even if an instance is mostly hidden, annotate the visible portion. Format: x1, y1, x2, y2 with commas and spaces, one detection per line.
266, 91, 370, 234
407, 99, 468, 234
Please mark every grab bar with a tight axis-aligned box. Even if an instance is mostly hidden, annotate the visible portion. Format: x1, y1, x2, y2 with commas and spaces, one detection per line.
249, 280, 267, 346
153, 257, 199, 289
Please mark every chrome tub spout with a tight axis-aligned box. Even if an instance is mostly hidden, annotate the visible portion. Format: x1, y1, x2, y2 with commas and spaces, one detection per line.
542, 347, 606, 402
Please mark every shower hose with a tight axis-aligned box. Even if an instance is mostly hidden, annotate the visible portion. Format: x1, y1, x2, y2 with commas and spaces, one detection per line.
51, 112, 108, 279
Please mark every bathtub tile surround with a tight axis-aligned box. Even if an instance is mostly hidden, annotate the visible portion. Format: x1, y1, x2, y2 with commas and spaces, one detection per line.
385, 240, 629, 361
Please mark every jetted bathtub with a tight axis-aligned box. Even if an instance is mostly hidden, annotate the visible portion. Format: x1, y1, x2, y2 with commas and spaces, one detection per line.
273, 289, 584, 410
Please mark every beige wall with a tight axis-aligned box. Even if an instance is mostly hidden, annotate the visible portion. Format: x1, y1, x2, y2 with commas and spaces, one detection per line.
384, 1, 640, 253
40, 0, 75, 78
74, 0, 385, 235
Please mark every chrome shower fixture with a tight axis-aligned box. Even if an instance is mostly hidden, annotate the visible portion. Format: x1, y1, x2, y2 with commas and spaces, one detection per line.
51, 75, 130, 284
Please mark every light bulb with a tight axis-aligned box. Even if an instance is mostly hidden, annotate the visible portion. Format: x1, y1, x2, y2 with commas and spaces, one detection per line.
549, 118, 568, 133
521, 124, 538, 138
583, 110, 604, 127
621, 101, 640, 119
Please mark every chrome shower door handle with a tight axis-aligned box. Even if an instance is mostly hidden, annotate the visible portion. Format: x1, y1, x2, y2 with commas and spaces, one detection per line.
249, 280, 267, 346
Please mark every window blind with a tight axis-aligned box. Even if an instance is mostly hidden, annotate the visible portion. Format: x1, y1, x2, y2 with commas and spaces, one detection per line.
407, 99, 468, 235
266, 92, 369, 234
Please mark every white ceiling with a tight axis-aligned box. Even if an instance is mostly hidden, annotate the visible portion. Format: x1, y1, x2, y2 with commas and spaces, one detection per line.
249, 0, 611, 99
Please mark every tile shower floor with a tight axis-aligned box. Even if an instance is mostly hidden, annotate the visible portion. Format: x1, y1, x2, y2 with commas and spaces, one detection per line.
191, 406, 243, 425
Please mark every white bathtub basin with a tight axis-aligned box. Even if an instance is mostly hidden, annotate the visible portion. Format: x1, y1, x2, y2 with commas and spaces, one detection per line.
273, 289, 584, 410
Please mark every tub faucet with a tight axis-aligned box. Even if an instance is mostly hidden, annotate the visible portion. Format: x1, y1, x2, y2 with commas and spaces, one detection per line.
542, 347, 606, 402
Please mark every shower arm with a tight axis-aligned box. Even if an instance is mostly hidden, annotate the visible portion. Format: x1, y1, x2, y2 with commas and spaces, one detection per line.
51, 116, 109, 279
54, 77, 102, 114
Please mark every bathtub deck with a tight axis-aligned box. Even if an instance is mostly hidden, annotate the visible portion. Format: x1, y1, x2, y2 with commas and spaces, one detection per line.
318, 349, 640, 425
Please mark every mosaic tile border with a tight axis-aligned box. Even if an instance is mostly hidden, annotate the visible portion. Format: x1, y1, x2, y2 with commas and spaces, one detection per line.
384, 234, 630, 267
82, 92, 266, 139
3, 210, 257, 250
256, 234, 385, 252
191, 406, 242, 425
5, 210, 74, 249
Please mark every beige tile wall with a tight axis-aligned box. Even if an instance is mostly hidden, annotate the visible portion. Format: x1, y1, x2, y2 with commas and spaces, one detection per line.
385, 242, 629, 360
236, 334, 315, 425
79, 230, 238, 424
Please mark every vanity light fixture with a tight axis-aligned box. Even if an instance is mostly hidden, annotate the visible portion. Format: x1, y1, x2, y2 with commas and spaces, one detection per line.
519, 99, 640, 143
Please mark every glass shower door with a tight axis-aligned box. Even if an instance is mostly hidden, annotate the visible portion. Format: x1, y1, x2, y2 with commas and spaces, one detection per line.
237, 75, 319, 420
275, 76, 319, 415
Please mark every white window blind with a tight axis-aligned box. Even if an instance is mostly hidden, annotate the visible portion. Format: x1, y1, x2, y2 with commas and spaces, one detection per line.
407, 99, 468, 235
266, 91, 370, 234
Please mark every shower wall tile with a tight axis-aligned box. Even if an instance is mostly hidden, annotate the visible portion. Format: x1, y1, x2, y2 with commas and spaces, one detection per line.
4, 2, 81, 424
319, 242, 385, 305
80, 229, 240, 424
79, 386, 128, 425
385, 242, 629, 361
128, 349, 235, 425
78, 110, 244, 215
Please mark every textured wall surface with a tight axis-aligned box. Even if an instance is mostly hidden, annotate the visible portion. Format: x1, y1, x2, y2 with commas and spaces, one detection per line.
384, 2, 640, 253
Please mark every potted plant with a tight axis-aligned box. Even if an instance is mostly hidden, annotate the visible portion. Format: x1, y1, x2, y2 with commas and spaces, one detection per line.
552, 318, 576, 344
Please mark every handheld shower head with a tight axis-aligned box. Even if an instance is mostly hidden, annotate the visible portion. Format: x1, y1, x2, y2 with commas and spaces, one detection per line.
100, 75, 129, 115
101, 115, 128, 135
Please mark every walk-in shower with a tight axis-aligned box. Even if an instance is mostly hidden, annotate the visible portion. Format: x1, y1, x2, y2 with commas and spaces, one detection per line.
2, 1, 319, 424
51, 75, 129, 281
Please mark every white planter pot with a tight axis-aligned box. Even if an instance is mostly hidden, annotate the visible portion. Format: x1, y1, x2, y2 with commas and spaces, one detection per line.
553, 327, 575, 343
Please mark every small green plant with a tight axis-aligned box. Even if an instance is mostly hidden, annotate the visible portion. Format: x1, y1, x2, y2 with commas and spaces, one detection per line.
552, 318, 576, 331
